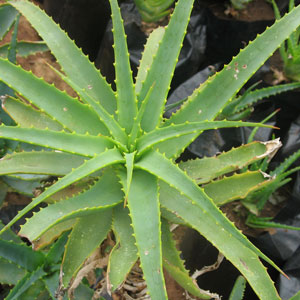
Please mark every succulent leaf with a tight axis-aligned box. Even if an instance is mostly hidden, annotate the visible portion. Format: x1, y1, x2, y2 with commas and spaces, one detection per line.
8, 0, 117, 115
127, 170, 167, 299
0, 220, 22, 243
203, 171, 274, 206
163, 3, 300, 158
271, 147, 300, 176
32, 220, 75, 251
108, 205, 138, 291
2, 96, 64, 131
161, 220, 211, 299
159, 181, 280, 299
19, 169, 123, 241
136, 151, 282, 298
54, 72, 128, 145
0, 239, 44, 272
0, 4, 18, 40
222, 82, 300, 118
135, 27, 165, 95
0, 258, 26, 285
61, 210, 112, 287
0, 58, 107, 135
5, 266, 46, 300
0, 148, 124, 234
0, 41, 49, 58
137, 121, 274, 156
179, 141, 275, 184
110, 0, 137, 133
0, 151, 85, 176
138, 0, 194, 132
229, 276, 246, 300
0, 125, 117, 157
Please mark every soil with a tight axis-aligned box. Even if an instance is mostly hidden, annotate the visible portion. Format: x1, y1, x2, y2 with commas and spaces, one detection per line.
0, 0, 77, 97
202, 0, 275, 21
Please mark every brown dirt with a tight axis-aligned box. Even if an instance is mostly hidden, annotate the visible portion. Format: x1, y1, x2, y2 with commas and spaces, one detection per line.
0, 0, 77, 97
221, 195, 288, 238
203, 0, 275, 21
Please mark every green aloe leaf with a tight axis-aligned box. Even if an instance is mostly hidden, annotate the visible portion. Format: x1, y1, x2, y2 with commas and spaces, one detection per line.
135, 27, 165, 95
2, 96, 64, 131
48, 70, 128, 145
129, 83, 155, 146
5, 266, 46, 300
110, 0, 137, 133
61, 210, 113, 287
32, 220, 75, 250
289, 289, 300, 300
136, 151, 281, 299
223, 82, 300, 117
108, 205, 138, 291
42, 271, 61, 299
0, 4, 18, 40
8, 0, 117, 115
271, 148, 300, 176
137, 121, 274, 155
127, 170, 167, 299
124, 152, 135, 201
229, 276, 246, 300
0, 151, 85, 176
46, 231, 70, 265
0, 221, 22, 243
20, 169, 123, 241
0, 58, 108, 135
2, 175, 43, 196
0, 125, 117, 157
136, 151, 277, 264
0, 148, 124, 234
163, 3, 300, 158
179, 141, 278, 184
161, 207, 188, 226
169, 5, 300, 123
0, 239, 44, 272
0, 258, 26, 285
138, 0, 194, 132
161, 220, 211, 299
22, 280, 50, 300
203, 171, 274, 206
0, 41, 48, 58
159, 181, 280, 300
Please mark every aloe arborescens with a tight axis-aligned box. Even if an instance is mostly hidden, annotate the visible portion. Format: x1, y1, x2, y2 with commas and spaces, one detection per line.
0, 0, 300, 299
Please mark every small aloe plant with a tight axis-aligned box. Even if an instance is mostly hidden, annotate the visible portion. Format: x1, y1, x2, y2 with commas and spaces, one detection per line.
270, 0, 300, 81
230, 0, 253, 10
0, 221, 94, 300
220, 81, 300, 120
133, 0, 175, 23
1, 0, 300, 299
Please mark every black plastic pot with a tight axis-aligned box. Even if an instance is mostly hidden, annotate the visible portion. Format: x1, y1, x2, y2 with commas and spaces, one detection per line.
43, 0, 111, 61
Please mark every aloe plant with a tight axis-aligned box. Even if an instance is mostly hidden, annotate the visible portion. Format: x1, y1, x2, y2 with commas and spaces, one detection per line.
230, 0, 253, 10
0, 0, 300, 299
220, 81, 300, 120
133, 0, 175, 23
270, 0, 300, 81
0, 222, 94, 300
